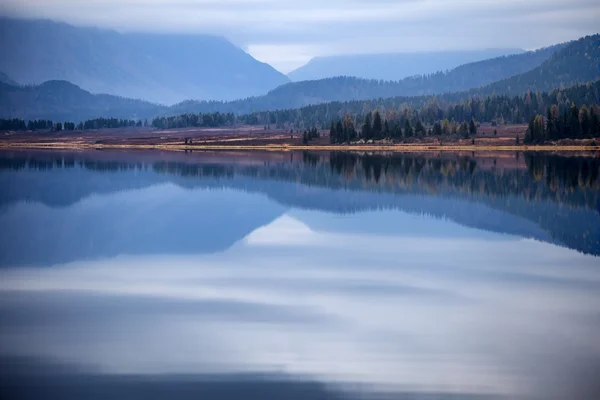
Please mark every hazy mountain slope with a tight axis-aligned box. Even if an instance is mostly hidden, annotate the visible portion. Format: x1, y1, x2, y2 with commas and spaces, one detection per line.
1, 35, 596, 122
0, 18, 289, 105
288, 49, 524, 81
0, 80, 163, 121
0, 72, 16, 85
178, 35, 595, 114
474, 34, 600, 96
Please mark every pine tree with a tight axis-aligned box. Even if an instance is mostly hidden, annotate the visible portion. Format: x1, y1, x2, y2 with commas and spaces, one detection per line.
343, 114, 356, 142
459, 122, 469, 138
442, 119, 450, 135
469, 119, 477, 136
404, 119, 413, 138
329, 121, 336, 144
362, 113, 372, 140
335, 121, 344, 143
372, 111, 382, 139
415, 120, 425, 136
579, 105, 590, 137
589, 107, 599, 137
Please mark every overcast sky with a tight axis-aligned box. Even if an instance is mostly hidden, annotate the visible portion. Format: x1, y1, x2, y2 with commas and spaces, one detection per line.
1, 0, 599, 73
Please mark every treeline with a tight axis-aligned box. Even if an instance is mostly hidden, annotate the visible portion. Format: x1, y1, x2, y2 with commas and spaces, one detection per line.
0, 118, 27, 131
329, 111, 479, 143
151, 112, 239, 129
260, 80, 600, 132
302, 128, 320, 144
155, 80, 600, 144
0, 118, 66, 131
525, 104, 600, 143
1, 112, 252, 132
0, 117, 147, 132
81, 118, 145, 130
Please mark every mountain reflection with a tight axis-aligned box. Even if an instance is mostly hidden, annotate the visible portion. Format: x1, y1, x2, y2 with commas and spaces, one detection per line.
0, 150, 599, 258
0, 150, 600, 400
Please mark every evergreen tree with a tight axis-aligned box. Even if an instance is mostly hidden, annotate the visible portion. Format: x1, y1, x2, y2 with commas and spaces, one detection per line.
343, 114, 356, 142
442, 119, 450, 135
404, 119, 413, 138
415, 120, 425, 136
372, 111, 382, 139
579, 105, 590, 137
589, 107, 599, 137
469, 118, 477, 136
362, 113, 373, 140
329, 121, 336, 144
459, 122, 469, 138
335, 121, 344, 143
392, 123, 402, 140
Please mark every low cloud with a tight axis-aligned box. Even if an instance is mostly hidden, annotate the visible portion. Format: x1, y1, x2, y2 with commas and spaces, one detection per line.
2, 0, 599, 72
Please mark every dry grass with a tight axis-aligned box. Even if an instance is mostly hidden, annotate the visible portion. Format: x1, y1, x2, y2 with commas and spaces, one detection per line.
1, 141, 598, 153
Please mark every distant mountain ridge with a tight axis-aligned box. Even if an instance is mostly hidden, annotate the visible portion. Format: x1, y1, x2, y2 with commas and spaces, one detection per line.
180, 35, 596, 114
0, 18, 290, 105
0, 80, 162, 121
0, 72, 16, 85
471, 34, 600, 96
288, 49, 525, 82
0, 34, 597, 122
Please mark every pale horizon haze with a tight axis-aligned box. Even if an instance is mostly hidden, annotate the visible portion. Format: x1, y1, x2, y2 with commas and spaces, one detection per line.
1, 0, 599, 73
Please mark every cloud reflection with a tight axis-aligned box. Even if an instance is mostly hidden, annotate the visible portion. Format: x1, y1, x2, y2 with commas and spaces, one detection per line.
0, 210, 599, 399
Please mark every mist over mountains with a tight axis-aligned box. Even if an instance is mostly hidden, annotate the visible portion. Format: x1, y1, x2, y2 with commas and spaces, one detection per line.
287, 49, 525, 82
0, 18, 289, 105
0, 16, 598, 123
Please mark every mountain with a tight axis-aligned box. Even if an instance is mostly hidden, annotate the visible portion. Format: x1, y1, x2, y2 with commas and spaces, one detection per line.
287, 49, 525, 82
1, 35, 597, 123
0, 18, 289, 105
473, 34, 600, 96
0, 72, 16, 85
0, 80, 162, 121
179, 35, 596, 114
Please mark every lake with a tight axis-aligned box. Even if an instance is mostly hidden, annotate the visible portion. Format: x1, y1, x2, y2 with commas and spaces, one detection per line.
0, 149, 599, 400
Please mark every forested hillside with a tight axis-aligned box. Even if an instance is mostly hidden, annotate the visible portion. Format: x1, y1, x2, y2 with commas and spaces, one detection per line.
178, 41, 570, 114
148, 80, 600, 144
0, 80, 162, 121
474, 34, 600, 96
3, 79, 600, 143
1, 35, 598, 127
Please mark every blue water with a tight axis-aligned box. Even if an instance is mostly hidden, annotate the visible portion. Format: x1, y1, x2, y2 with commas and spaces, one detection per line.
0, 150, 599, 400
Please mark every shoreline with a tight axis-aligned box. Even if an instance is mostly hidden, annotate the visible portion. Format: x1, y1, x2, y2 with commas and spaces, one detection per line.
1, 143, 599, 152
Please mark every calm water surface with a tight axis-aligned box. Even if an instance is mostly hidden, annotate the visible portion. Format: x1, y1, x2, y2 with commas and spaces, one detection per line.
0, 150, 599, 400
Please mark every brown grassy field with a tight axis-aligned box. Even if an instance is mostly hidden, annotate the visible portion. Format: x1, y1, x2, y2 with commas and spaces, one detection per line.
1, 124, 598, 153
